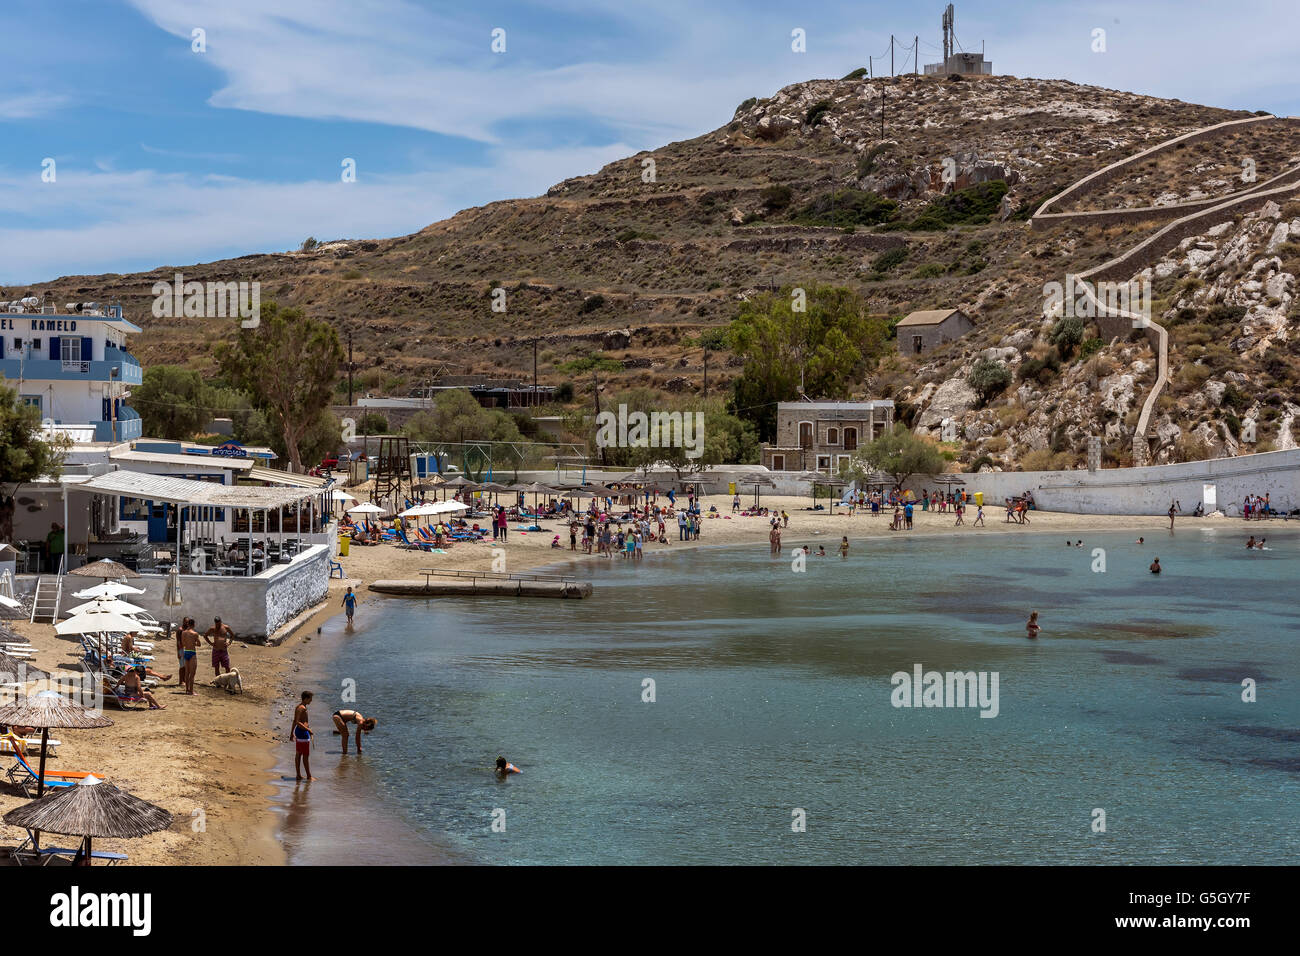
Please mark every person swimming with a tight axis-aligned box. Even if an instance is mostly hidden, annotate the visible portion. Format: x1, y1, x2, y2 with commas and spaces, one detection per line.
495, 756, 521, 776
1246, 536, 1256, 549
1136, 537, 1144, 545
1149, 558, 1161, 574
1026, 611, 1041, 640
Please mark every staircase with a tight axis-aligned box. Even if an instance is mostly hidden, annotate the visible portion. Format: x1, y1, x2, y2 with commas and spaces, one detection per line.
29, 575, 63, 624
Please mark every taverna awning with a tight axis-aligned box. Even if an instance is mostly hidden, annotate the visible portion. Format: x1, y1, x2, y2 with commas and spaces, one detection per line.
247, 465, 328, 488
78, 470, 322, 509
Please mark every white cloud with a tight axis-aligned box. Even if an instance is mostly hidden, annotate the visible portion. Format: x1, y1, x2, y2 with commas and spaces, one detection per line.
0, 142, 631, 284
0, 92, 69, 119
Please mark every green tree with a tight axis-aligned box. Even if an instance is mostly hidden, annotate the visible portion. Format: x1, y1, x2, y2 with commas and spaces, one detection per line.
402, 389, 540, 473
358, 412, 389, 434
968, 359, 1012, 406
214, 301, 343, 471
727, 285, 890, 440
615, 398, 761, 478
1049, 317, 1086, 359
0, 380, 68, 542
130, 365, 212, 440
846, 423, 946, 487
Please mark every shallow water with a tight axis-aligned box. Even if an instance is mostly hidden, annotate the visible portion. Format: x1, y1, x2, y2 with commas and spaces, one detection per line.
276, 526, 1300, 864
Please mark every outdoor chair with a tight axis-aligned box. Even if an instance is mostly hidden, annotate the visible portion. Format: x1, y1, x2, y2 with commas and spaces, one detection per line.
6, 751, 97, 798
10, 830, 127, 866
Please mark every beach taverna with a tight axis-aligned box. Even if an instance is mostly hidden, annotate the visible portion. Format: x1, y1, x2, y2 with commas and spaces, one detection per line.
6, 464, 333, 639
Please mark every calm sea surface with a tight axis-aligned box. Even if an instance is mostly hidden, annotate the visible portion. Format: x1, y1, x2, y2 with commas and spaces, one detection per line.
273, 526, 1300, 864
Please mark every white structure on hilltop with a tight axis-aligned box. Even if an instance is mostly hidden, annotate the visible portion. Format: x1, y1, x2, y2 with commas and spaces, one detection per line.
923, 4, 992, 76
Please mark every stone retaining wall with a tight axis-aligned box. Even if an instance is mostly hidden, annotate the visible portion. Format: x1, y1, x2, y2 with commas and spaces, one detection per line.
1031, 114, 1276, 227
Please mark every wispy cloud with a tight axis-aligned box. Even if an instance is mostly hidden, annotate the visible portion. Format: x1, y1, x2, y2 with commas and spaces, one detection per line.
0, 141, 631, 284
139, 143, 245, 163
0, 92, 69, 119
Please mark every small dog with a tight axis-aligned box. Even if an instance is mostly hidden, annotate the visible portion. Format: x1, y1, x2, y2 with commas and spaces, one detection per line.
212, 669, 243, 695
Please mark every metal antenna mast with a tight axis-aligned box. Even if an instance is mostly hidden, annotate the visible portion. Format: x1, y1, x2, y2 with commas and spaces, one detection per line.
942, 3, 954, 63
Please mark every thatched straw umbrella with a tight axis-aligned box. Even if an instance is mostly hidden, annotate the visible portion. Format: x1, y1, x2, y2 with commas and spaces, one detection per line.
0, 649, 48, 683
4, 775, 172, 864
67, 559, 141, 582
0, 691, 112, 797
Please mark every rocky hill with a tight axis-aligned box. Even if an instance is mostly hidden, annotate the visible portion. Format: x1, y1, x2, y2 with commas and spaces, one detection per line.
8, 71, 1299, 469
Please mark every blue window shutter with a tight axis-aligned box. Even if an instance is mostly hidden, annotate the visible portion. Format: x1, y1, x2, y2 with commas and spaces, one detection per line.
49, 336, 60, 360
82, 336, 93, 361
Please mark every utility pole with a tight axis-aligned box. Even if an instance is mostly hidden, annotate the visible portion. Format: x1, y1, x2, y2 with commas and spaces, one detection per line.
593, 370, 607, 466
346, 331, 355, 407
914, 36, 918, 74
890, 35, 894, 76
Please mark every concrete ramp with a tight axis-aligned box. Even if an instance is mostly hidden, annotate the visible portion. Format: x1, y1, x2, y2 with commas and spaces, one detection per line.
369, 578, 592, 599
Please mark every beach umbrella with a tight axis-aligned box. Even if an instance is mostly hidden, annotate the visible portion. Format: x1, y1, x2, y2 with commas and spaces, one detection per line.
331, 489, 357, 501
429, 500, 469, 515
0, 691, 112, 799
441, 475, 475, 487
0, 649, 48, 683
4, 774, 171, 864
54, 611, 143, 637
72, 581, 145, 600
162, 566, 184, 648
398, 503, 440, 518
67, 559, 140, 581
346, 502, 384, 514
63, 597, 150, 618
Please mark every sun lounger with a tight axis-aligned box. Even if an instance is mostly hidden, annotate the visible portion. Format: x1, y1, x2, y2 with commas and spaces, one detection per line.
10, 831, 127, 866
6, 751, 97, 798
0, 735, 60, 756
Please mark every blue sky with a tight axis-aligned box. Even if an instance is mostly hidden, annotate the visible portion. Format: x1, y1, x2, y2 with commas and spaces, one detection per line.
1, 0, 1296, 284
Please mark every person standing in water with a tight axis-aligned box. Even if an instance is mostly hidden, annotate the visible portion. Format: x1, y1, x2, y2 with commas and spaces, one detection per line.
292, 691, 315, 781
838, 536, 849, 559
1026, 611, 1041, 640
342, 586, 357, 624
1168, 502, 1178, 531
332, 709, 378, 755
1150, 557, 1162, 574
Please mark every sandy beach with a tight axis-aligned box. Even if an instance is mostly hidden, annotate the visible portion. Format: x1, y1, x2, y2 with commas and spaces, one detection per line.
0, 494, 1243, 864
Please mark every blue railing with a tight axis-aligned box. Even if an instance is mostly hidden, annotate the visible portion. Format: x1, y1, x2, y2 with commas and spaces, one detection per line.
0, 356, 143, 386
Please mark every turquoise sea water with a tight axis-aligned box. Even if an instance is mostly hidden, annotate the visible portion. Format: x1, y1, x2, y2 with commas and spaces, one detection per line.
275, 526, 1300, 865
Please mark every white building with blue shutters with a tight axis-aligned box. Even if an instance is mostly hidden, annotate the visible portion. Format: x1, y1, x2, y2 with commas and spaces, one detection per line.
0, 298, 143, 441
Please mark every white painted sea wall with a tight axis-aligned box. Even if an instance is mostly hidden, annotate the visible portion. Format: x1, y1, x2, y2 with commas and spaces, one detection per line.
902, 448, 1300, 516
107, 545, 331, 639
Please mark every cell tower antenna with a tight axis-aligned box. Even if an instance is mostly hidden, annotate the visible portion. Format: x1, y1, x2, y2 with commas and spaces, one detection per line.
942, 3, 954, 63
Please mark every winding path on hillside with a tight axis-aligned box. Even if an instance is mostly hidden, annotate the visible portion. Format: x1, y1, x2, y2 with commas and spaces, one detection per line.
1031, 115, 1300, 465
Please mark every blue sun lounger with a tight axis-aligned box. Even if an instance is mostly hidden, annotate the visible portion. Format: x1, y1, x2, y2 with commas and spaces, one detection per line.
10, 831, 127, 866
